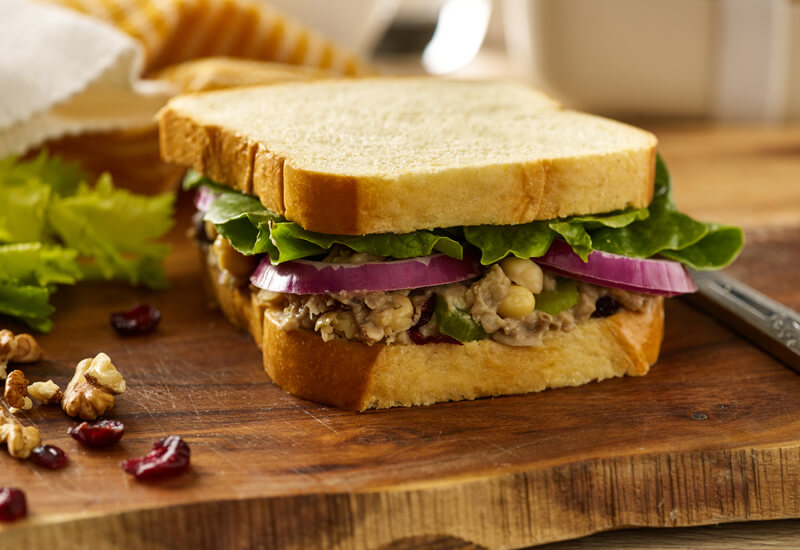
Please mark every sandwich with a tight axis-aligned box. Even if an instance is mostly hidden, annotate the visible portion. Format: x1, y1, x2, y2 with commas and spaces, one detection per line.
158, 79, 743, 411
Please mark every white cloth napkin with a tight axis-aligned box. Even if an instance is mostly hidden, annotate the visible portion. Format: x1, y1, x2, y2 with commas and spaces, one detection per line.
0, 0, 174, 157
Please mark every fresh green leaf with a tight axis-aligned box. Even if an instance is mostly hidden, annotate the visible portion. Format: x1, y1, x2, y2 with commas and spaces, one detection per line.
534, 278, 579, 316
266, 223, 328, 261
590, 156, 743, 267
0, 184, 52, 243
182, 169, 230, 194
270, 223, 463, 264
434, 294, 486, 342
465, 208, 649, 265
204, 191, 281, 256
182, 169, 208, 190
47, 174, 174, 288
195, 154, 743, 273
0, 243, 81, 286
204, 191, 278, 227
202, 184, 464, 263
590, 210, 708, 258
463, 221, 554, 265
0, 283, 54, 332
568, 208, 650, 229
0, 151, 85, 196
660, 224, 745, 270
548, 222, 592, 262
0, 153, 175, 330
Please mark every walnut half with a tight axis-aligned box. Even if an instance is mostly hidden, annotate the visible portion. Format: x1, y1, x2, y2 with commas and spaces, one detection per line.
4, 370, 32, 412
0, 408, 40, 459
0, 330, 44, 379
62, 353, 126, 420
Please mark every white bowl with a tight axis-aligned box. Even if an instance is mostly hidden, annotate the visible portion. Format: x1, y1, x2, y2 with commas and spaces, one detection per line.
503, 0, 800, 121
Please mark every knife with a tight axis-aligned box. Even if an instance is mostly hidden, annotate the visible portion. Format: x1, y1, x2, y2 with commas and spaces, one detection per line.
683, 270, 800, 373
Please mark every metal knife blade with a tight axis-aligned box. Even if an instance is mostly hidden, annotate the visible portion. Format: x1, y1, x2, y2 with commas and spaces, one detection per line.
682, 270, 800, 373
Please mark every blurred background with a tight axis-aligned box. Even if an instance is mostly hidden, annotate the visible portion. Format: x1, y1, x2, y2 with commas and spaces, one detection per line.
280, 0, 800, 122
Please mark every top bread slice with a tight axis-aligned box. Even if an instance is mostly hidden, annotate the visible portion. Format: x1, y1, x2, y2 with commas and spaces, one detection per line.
159, 78, 657, 235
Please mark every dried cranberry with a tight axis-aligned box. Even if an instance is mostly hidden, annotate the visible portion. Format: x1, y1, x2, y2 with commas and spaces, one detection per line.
68, 419, 125, 448
29, 445, 68, 470
110, 304, 161, 336
0, 488, 26, 522
592, 296, 621, 318
121, 436, 190, 481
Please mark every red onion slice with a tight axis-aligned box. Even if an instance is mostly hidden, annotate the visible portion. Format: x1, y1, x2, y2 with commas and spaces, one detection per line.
536, 240, 697, 296
251, 254, 482, 294
194, 186, 219, 212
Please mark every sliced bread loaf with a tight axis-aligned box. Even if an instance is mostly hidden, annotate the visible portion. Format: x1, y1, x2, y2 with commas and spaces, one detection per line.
160, 78, 657, 235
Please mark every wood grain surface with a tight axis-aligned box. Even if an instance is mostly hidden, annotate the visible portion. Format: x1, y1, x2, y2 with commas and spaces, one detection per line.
0, 124, 799, 549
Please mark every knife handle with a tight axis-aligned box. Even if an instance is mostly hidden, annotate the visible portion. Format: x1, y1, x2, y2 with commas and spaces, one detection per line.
685, 271, 800, 373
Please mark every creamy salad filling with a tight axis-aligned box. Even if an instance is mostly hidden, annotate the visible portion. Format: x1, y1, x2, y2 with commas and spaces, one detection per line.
261, 265, 652, 347
196, 215, 655, 348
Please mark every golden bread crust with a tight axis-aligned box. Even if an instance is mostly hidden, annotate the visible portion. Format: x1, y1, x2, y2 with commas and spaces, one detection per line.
160, 79, 657, 235
201, 250, 664, 411
261, 299, 663, 411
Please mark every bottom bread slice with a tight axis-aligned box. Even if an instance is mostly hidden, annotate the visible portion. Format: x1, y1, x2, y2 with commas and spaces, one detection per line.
201, 253, 664, 411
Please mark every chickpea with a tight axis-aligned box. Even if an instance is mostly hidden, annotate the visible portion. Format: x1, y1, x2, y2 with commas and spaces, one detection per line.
213, 236, 255, 277
500, 256, 544, 294
498, 285, 536, 319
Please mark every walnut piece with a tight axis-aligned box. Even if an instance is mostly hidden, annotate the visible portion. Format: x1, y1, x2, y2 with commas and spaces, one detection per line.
62, 353, 125, 420
0, 330, 43, 380
4, 370, 32, 412
0, 408, 40, 459
27, 380, 63, 405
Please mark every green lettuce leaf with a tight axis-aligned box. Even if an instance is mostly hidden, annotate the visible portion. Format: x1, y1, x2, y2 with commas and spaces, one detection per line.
200, 179, 465, 263
0, 284, 55, 332
0, 184, 51, 243
204, 191, 281, 257
47, 174, 174, 288
0, 153, 175, 331
196, 155, 742, 271
549, 208, 650, 261
0, 243, 81, 286
270, 223, 463, 263
463, 221, 554, 265
548, 222, 592, 262
182, 169, 227, 193
590, 156, 743, 269
0, 151, 84, 196
659, 223, 744, 270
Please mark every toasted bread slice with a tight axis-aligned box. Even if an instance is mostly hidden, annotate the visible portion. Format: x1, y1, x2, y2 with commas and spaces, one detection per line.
160, 79, 657, 235
201, 250, 664, 411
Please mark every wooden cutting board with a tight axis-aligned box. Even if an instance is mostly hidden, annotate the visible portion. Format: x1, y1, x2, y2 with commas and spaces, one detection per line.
1, 126, 800, 550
